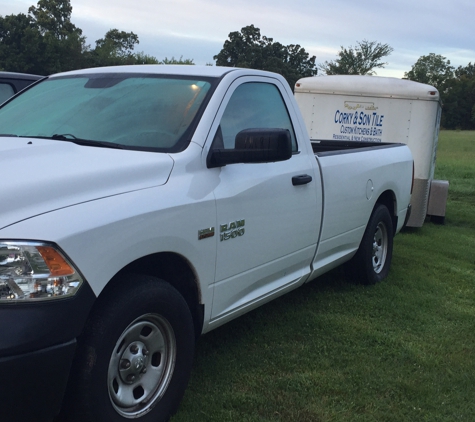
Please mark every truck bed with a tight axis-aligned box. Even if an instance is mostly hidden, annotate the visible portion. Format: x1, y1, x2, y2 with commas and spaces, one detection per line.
307, 138, 413, 280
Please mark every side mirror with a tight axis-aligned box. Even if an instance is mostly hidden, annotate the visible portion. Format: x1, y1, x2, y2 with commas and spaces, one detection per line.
207, 128, 292, 168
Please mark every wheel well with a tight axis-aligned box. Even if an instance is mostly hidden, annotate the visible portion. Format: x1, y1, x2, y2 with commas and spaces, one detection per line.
376, 190, 397, 235
104, 253, 203, 339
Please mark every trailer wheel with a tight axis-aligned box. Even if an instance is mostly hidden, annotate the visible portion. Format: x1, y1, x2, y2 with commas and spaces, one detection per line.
350, 204, 394, 284
63, 274, 194, 422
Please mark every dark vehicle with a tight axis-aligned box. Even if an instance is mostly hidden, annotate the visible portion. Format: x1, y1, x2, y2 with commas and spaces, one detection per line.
0, 71, 42, 103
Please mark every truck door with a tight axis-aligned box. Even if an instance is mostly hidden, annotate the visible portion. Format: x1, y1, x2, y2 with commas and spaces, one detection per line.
208, 77, 322, 323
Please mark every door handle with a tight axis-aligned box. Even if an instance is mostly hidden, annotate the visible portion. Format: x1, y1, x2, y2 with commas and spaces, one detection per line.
292, 174, 313, 186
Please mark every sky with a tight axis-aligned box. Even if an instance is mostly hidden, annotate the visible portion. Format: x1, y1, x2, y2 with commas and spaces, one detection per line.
3, 0, 474, 78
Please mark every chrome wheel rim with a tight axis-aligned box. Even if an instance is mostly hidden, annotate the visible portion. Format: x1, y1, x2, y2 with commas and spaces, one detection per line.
108, 313, 176, 418
372, 222, 388, 274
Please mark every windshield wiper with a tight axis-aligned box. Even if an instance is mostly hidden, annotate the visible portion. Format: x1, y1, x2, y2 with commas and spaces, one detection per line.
51, 134, 126, 149
20, 134, 126, 149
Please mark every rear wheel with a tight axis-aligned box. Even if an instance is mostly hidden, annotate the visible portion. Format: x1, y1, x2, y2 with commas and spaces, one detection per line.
349, 204, 394, 284
63, 274, 194, 422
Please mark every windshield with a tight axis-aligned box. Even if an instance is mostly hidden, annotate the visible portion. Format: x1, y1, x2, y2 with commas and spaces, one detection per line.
0, 73, 215, 152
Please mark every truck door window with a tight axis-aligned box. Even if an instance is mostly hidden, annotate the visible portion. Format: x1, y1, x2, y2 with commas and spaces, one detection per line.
216, 82, 297, 151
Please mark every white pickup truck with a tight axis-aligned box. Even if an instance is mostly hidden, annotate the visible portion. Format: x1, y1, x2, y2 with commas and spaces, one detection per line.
0, 65, 413, 422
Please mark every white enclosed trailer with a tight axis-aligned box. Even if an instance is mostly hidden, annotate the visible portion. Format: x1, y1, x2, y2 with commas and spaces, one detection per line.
294, 75, 448, 227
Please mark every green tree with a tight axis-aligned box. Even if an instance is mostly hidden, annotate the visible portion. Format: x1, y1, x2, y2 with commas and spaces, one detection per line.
0, 13, 45, 73
1, 0, 192, 73
0, 0, 86, 74
91, 30, 194, 67
133, 54, 197, 66
404, 53, 454, 93
91, 29, 140, 66
403, 54, 471, 129
28, 0, 87, 73
319, 40, 393, 75
214, 25, 317, 89
440, 62, 475, 130
455, 62, 475, 79
160, 56, 194, 65
134, 52, 160, 64
95, 29, 139, 58
28, 0, 77, 39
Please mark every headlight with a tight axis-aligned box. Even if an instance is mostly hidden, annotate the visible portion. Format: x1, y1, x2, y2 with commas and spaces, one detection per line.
0, 241, 83, 302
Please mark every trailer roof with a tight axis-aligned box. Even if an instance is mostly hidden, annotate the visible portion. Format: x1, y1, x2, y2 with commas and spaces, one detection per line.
295, 75, 440, 101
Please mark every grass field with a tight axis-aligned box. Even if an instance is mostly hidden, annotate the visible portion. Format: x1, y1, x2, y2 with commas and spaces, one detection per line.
172, 131, 475, 422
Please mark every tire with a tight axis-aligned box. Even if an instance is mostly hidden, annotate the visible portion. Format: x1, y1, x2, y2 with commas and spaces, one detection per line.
62, 274, 195, 422
349, 204, 394, 285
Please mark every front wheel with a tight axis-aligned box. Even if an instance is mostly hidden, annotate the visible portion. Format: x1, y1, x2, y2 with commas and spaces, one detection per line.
62, 274, 195, 422
349, 204, 394, 284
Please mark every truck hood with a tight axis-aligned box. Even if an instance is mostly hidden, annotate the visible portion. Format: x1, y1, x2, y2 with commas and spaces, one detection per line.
0, 137, 174, 229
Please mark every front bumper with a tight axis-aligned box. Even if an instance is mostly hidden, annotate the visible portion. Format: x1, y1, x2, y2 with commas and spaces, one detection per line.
0, 281, 95, 422
0, 340, 76, 422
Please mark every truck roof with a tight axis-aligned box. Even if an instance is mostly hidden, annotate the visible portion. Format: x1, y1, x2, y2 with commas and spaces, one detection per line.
295, 75, 440, 101
51, 65, 241, 79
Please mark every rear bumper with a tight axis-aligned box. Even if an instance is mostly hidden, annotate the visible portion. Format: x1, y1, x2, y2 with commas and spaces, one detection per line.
0, 339, 76, 422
